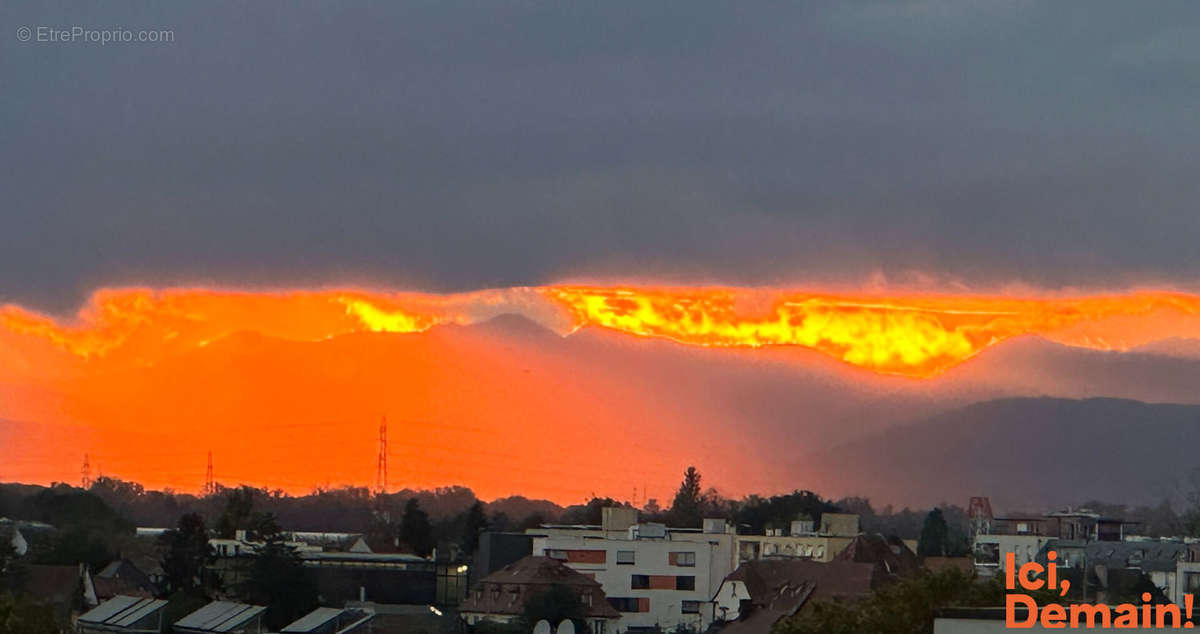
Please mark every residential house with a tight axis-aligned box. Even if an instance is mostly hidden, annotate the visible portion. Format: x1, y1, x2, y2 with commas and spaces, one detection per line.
734, 513, 861, 566
834, 533, 920, 581
459, 556, 620, 634
973, 508, 1136, 578
207, 530, 447, 606
711, 558, 879, 634
93, 558, 158, 601
527, 509, 736, 633
1034, 539, 1188, 602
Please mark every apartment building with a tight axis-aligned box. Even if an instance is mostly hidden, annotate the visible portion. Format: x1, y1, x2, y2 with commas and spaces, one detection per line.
527, 509, 735, 633
733, 513, 861, 566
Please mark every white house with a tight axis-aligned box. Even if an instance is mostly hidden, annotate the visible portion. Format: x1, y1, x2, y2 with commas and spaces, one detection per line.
527, 509, 735, 633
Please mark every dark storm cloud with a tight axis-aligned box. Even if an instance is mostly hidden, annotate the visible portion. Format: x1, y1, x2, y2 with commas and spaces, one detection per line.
3, 1, 1200, 312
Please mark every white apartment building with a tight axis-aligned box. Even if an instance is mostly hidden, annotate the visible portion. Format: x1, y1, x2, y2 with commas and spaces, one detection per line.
527, 509, 736, 633
972, 534, 1052, 577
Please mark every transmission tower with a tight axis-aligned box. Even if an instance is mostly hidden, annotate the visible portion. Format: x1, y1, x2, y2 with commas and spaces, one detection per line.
203, 451, 215, 496
81, 453, 92, 489
376, 416, 388, 495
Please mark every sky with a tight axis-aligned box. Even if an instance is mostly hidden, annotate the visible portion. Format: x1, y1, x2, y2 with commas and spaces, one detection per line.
5, 2, 1200, 505
4, 1, 1200, 314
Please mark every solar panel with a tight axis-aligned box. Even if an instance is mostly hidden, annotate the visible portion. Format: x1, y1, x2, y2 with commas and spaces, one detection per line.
111, 598, 167, 627
281, 607, 344, 632
79, 595, 140, 624
175, 601, 266, 632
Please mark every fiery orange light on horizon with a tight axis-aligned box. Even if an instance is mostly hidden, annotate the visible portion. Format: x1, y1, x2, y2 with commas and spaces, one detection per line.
542, 286, 1200, 377
5, 285, 1200, 377
5, 284, 1200, 500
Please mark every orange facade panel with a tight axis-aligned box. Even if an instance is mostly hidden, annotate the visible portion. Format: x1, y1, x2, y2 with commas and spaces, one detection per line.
637, 598, 650, 612
648, 575, 676, 590
566, 550, 607, 564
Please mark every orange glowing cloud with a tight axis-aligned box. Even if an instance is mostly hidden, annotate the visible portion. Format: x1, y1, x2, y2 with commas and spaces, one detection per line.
542, 286, 1200, 377
5, 285, 1200, 377
5, 284, 1200, 500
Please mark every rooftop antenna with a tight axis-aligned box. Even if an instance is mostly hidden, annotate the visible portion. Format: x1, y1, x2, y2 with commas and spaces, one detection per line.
81, 453, 92, 489
203, 451, 215, 496
376, 416, 388, 495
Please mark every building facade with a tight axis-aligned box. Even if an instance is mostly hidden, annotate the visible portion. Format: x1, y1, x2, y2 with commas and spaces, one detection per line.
527, 509, 735, 633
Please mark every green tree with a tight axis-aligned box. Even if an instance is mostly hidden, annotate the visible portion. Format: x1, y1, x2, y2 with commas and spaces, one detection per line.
670, 467, 704, 528
917, 508, 950, 557
240, 522, 318, 630
774, 567, 1061, 634
735, 491, 838, 536
559, 498, 623, 526
461, 501, 489, 555
400, 499, 435, 557
19, 487, 131, 570
519, 584, 589, 633
217, 486, 258, 539
0, 593, 58, 634
159, 513, 214, 597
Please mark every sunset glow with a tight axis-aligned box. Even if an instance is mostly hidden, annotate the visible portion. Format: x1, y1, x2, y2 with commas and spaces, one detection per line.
5, 284, 1200, 500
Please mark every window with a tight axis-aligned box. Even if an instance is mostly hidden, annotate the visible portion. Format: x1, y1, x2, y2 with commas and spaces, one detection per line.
609, 597, 645, 613
682, 601, 701, 614
1186, 572, 1200, 594
616, 550, 636, 565
676, 576, 696, 591
547, 549, 568, 560
631, 574, 650, 589
670, 552, 696, 567
592, 620, 606, 634
974, 543, 999, 566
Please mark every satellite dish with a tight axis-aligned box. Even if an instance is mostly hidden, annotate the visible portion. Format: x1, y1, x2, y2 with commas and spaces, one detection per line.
556, 620, 577, 634
534, 620, 552, 634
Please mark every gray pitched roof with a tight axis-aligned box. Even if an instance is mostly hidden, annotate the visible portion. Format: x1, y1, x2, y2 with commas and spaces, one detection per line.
174, 601, 267, 633
79, 595, 167, 628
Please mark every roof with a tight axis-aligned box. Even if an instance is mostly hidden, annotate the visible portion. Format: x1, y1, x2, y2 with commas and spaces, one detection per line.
78, 595, 167, 628
479, 556, 606, 587
300, 551, 429, 564
922, 556, 975, 574
280, 607, 345, 632
459, 556, 619, 619
1038, 539, 1188, 573
834, 534, 920, 581
94, 559, 156, 596
174, 601, 267, 632
716, 559, 878, 634
93, 576, 155, 600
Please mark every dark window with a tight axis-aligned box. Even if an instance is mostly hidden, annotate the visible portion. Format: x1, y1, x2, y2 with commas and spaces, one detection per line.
616, 550, 636, 565
682, 601, 701, 614
609, 597, 641, 613
676, 576, 696, 591
631, 574, 650, 589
